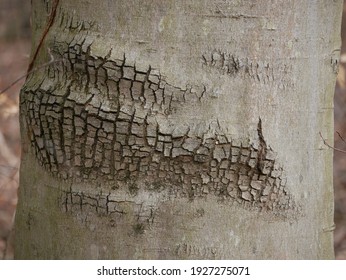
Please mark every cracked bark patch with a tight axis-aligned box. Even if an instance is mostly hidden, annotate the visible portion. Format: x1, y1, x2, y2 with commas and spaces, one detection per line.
202, 50, 294, 89
20, 38, 299, 215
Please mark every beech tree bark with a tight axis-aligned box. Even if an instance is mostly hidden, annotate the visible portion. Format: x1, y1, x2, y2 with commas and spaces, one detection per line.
15, 0, 342, 259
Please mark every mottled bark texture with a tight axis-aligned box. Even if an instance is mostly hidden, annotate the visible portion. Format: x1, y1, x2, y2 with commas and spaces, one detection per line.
15, 0, 342, 259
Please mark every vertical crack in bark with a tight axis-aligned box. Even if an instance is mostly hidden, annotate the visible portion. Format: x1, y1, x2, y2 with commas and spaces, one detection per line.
256, 117, 267, 173
28, 0, 60, 73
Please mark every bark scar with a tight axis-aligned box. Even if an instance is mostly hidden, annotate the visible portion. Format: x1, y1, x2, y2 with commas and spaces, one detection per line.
21, 44, 299, 215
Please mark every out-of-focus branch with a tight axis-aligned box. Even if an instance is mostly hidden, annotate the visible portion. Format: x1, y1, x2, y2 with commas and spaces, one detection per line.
0, 0, 61, 95
0, 57, 61, 95
319, 132, 346, 154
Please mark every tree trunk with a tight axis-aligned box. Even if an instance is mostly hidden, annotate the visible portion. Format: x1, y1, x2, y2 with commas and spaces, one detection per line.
14, 0, 342, 259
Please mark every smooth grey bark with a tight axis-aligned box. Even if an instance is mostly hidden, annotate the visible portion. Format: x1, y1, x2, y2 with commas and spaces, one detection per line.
15, 0, 342, 259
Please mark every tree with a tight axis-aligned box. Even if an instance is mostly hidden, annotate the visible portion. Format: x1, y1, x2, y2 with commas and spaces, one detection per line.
14, 0, 342, 259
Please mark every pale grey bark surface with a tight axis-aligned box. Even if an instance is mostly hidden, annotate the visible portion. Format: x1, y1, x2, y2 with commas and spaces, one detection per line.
15, 0, 342, 259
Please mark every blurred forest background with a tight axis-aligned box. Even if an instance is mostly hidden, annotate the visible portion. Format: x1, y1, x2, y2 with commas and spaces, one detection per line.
0, 1, 346, 259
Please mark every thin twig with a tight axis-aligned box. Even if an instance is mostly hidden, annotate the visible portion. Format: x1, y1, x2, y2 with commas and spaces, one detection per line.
0, 164, 20, 190
1, 0, 60, 95
336, 131, 346, 144
319, 132, 346, 154
0, 58, 61, 95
